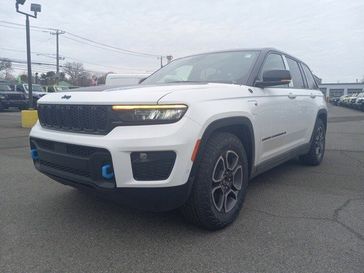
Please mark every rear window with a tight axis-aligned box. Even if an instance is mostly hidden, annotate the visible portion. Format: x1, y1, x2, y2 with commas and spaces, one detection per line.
286, 57, 305, 89
301, 64, 317, 90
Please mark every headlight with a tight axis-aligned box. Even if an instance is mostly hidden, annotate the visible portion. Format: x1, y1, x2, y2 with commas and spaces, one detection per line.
0, 95, 5, 100
111, 104, 188, 124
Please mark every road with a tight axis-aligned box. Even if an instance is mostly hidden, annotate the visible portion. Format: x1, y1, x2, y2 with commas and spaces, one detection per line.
0, 105, 363, 273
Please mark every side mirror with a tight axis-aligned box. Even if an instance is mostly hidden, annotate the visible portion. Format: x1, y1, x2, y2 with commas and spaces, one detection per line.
255, 70, 291, 88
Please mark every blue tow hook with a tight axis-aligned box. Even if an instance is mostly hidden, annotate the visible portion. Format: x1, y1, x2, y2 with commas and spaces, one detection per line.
31, 149, 39, 160
101, 164, 114, 180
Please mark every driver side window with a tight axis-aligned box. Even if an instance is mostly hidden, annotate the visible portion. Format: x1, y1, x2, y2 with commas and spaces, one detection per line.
260, 53, 288, 88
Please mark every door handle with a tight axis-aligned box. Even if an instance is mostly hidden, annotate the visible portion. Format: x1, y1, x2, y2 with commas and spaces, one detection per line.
288, 93, 296, 99
310, 93, 316, 99
248, 99, 258, 106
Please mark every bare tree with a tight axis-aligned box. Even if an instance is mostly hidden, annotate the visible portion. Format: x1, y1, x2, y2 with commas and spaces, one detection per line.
63, 62, 90, 86
0, 59, 13, 79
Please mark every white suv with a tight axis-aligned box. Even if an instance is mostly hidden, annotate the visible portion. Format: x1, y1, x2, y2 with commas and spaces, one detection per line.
30, 48, 327, 230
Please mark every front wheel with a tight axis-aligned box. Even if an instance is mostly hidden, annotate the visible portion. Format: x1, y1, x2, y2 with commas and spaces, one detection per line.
181, 132, 249, 230
299, 118, 326, 166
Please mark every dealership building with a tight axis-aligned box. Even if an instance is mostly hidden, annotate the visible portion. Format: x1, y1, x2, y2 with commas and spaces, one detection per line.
318, 82, 364, 98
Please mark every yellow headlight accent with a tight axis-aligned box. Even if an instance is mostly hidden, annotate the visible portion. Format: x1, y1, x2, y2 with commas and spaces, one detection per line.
112, 104, 187, 110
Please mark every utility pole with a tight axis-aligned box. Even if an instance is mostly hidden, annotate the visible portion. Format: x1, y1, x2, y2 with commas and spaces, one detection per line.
50, 29, 65, 75
166, 55, 173, 64
160, 56, 163, 68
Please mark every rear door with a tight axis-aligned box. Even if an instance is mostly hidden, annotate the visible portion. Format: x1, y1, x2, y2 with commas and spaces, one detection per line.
300, 63, 322, 143
283, 56, 311, 145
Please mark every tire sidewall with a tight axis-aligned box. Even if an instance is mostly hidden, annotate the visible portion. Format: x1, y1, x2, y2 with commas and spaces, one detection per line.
312, 119, 326, 163
195, 133, 249, 226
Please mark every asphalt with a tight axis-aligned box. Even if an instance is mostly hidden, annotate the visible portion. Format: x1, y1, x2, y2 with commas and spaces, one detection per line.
0, 105, 363, 273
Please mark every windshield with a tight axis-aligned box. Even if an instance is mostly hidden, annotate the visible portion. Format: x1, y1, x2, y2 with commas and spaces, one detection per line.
24, 84, 44, 92
142, 50, 259, 85
0, 84, 11, 91
56, 86, 69, 91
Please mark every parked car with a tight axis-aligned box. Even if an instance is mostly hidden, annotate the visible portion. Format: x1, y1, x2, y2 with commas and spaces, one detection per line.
0, 83, 27, 111
329, 97, 340, 105
30, 48, 327, 230
340, 95, 351, 106
348, 93, 359, 106
44, 85, 70, 93
353, 92, 364, 111
105, 73, 150, 86
16, 84, 47, 107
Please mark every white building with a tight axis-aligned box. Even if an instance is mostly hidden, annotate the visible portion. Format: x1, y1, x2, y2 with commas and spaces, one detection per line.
318, 82, 364, 98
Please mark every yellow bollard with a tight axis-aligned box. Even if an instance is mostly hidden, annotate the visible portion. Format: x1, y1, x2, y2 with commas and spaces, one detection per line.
21, 110, 38, 128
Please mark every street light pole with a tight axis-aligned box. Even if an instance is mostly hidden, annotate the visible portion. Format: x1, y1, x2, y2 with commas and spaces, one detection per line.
15, 0, 41, 109
25, 14, 33, 109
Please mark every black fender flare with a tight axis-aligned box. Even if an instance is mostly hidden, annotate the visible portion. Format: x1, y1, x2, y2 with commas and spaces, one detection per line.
188, 116, 255, 183
309, 108, 328, 144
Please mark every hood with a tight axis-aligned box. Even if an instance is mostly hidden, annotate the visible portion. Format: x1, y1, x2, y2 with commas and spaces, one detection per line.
37, 83, 215, 105
33, 91, 47, 96
0, 91, 25, 95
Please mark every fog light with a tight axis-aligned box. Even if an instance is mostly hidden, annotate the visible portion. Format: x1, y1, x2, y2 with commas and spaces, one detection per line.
130, 151, 176, 181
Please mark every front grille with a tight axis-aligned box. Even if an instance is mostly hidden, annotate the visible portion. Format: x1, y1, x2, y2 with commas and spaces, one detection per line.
131, 151, 176, 181
38, 104, 110, 134
40, 159, 91, 178
7, 93, 24, 100
66, 144, 98, 157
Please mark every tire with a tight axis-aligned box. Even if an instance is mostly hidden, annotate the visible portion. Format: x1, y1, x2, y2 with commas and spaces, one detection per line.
181, 132, 249, 230
299, 118, 326, 166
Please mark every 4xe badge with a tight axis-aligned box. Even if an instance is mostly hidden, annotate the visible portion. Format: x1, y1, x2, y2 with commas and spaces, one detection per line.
61, 95, 71, 99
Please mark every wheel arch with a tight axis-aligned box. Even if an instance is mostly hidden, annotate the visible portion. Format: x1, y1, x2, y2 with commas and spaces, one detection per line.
317, 108, 328, 130
189, 116, 255, 182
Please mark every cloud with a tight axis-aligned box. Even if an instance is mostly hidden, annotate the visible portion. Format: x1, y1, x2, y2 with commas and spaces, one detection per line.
1, 0, 363, 81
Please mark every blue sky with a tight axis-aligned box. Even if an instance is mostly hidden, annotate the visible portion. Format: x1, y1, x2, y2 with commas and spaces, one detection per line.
1, 0, 363, 82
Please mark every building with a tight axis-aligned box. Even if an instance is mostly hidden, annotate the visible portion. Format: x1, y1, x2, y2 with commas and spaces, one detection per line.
318, 82, 364, 98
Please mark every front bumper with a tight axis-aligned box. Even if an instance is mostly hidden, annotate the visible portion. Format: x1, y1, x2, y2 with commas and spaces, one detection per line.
29, 116, 202, 189
0, 99, 27, 108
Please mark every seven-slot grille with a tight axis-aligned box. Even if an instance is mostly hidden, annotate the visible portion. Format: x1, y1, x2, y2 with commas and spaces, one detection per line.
38, 104, 110, 134
7, 93, 25, 100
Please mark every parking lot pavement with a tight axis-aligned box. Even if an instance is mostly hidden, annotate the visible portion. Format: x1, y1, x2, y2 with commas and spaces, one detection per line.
0, 105, 363, 273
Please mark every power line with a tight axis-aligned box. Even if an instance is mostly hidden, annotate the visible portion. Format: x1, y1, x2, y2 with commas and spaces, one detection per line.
65, 32, 159, 58
0, 23, 50, 33
0, 57, 63, 67
0, 20, 54, 31
0, 48, 149, 72
61, 35, 150, 58
0, 20, 163, 58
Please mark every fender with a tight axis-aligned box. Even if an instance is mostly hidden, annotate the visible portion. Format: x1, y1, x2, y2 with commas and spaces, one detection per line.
317, 108, 328, 128
188, 116, 255, 183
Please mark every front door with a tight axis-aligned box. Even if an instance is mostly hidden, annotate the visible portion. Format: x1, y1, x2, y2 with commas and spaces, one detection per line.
252, 53, 295, 164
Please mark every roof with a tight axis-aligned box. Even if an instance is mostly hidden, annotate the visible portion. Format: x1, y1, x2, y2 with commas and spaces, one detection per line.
319, 82, 364, 86
173, 47, 306, 66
